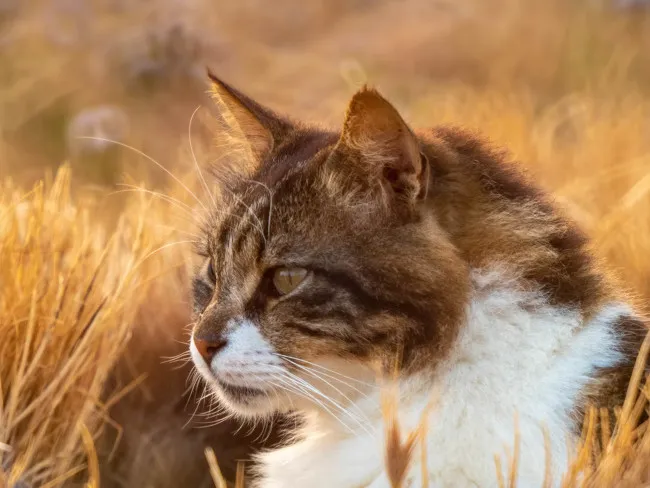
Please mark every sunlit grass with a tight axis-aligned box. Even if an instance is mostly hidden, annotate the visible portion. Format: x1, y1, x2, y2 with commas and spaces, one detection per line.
0, 168, 191, 486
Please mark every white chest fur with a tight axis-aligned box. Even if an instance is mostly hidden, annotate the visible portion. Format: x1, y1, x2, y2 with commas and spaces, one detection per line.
254, 269, 629, 488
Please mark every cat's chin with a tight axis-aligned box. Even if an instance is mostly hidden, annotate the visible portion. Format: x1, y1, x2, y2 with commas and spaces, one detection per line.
210, 379, 279, 417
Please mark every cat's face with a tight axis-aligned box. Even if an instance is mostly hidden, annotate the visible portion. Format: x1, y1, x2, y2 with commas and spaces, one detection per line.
190, 74, 469, 418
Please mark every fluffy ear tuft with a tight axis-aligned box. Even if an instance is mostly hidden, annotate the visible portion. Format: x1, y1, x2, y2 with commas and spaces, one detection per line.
207, 70, 291, 163
335, 87, 428, 202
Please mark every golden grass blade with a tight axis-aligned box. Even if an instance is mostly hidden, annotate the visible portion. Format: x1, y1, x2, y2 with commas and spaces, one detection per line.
494, 455, 506, 488
205, 447, 228, 488
235, 460, 246, 488
507, 414, 520, 488
79, 422, 100, 488
620, 331, 650, 427
542, 427, 553, 488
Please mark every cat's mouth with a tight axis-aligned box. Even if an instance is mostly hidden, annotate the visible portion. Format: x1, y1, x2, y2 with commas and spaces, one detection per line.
216, 379, 267, 401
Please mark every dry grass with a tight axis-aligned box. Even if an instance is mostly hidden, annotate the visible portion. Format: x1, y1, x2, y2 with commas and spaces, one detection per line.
2, 0, 650, 486
0, 167, 186, 486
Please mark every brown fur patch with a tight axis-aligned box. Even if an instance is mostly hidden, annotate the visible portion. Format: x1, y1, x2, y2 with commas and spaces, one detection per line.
423, 126, 606, 313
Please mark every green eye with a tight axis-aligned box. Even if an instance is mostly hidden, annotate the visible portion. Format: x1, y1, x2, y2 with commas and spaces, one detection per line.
272, 267, 309, 295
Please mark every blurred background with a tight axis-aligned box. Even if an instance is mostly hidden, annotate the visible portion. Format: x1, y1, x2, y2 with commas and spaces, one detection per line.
2, 1, 650, 486
3, 0, 650, 291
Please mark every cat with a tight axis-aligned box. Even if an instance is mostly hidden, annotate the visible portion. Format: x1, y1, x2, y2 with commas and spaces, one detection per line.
189, 72, 648, 488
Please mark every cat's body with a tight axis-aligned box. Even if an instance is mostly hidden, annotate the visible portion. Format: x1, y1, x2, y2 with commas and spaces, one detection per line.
189, 74, 648, 487
258, 275, 632, 488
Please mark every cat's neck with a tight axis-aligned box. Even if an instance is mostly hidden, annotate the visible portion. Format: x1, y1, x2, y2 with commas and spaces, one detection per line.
297, 265, 629, 442
419, 128, 609, 317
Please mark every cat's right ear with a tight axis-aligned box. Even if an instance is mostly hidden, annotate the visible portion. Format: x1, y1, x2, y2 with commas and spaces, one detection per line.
207, 71, 291, 163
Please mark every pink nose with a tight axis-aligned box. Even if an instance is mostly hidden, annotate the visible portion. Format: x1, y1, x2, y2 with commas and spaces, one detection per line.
194, 336, 228, 363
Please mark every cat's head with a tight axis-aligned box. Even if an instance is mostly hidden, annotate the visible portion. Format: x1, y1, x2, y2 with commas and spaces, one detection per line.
190, 73, 469, 419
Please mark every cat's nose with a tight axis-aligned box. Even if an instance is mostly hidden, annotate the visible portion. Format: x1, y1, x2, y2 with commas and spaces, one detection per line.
193, 336, 228, 364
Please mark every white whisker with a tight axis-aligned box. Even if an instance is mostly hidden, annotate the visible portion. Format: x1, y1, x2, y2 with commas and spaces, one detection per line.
276, 354, 376, 387
279, 357, 374, 423
139, 240, 198, 263
162, 351, 193, 369
273, 370, 374, 437
108, 187, 198, 221
188, 105, 218, 210
152, 224, 201, 240
78, 136, 207, 211
239, 178, 275, 239
279, 356, 372, 399
269, 373, 357, 435
115, 183, 197, 213
183, 380, 208, 429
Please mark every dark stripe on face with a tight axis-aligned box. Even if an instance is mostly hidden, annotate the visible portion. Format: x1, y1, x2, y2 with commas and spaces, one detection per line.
316, 268, 436, 333
231, 195, 267, 251
289, 284, 357, 323
255, 130, 338, 188
284, 321, 333, 338
295, 306, 357, 325
233, 220, 261, 256
275, 269, 438, 358
216, 198, 268, 270
291, 288, 337, 308
216, 213, 236, 268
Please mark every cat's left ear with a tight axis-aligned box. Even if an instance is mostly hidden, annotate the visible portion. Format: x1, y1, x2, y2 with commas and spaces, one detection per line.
207, 70, 292, 163
332, 87, 429, 202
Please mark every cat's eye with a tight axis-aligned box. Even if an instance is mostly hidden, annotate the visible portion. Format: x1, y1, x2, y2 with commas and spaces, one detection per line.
272, 267, 309, 295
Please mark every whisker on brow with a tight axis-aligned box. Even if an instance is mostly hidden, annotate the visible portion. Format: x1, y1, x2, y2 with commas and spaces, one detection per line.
238, 178, 275, 239
78, 136, 208, 212
206, 151, 274, 241
188, 105, 218, 211
113, 183, 264, 247
108, 188, 199, 222
139, 239, 199, 263
115, 183, 198, 214
152, 224, 201, 240
221, 189, 268, 245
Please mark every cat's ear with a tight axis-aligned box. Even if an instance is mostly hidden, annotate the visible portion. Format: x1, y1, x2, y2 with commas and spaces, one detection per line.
207, 71, 291, 162
333, 87, 429, 202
